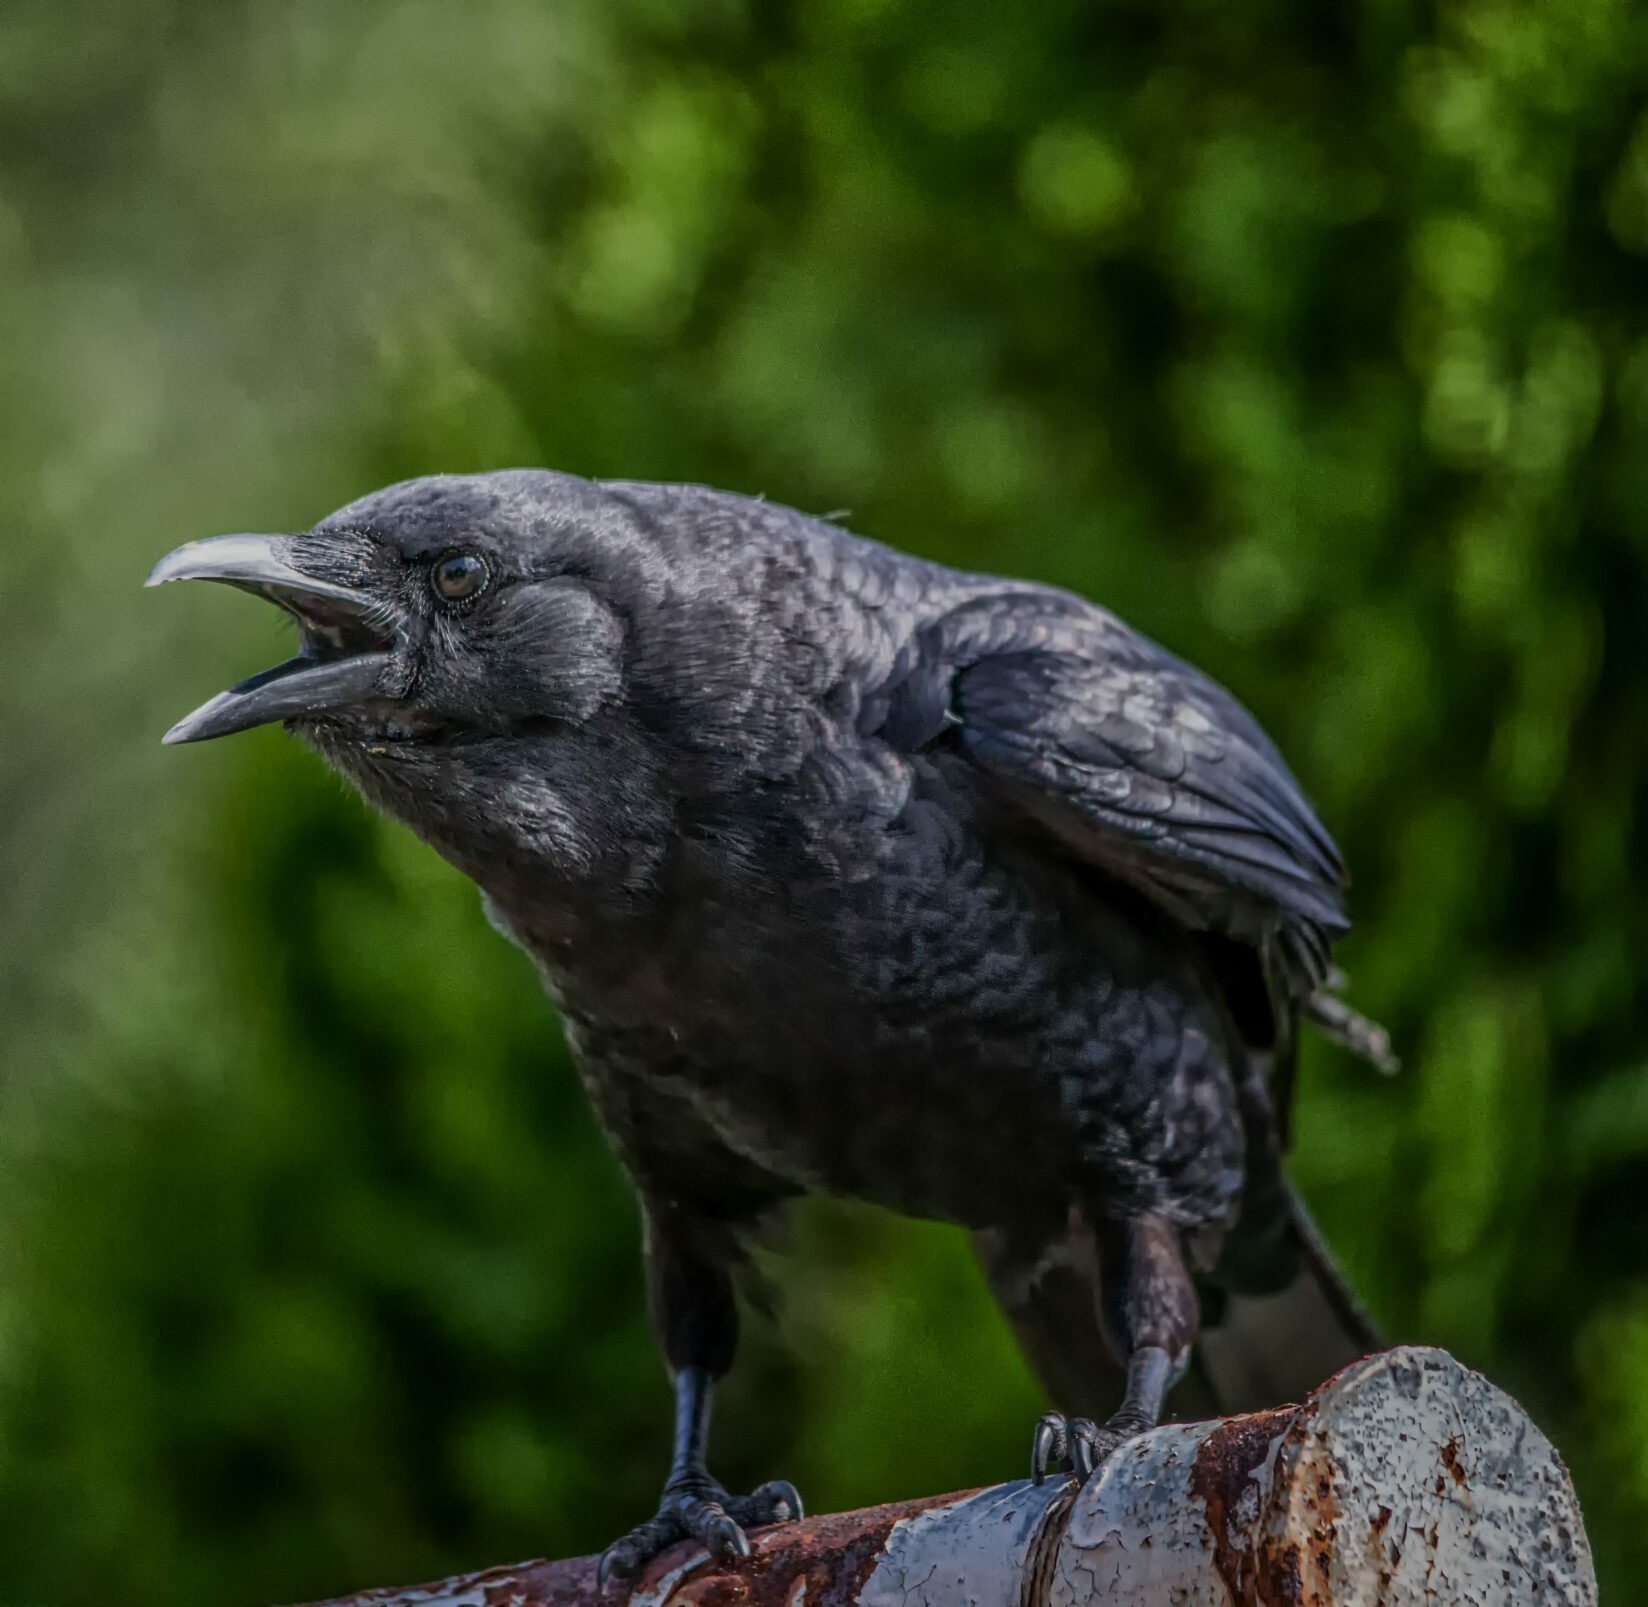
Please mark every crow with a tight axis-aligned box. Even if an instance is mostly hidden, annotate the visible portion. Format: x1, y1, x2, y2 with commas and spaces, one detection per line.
149, 470, 1391, 1582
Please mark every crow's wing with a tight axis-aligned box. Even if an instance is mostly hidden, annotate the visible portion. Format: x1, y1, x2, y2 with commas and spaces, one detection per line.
896, 592, 1348, 997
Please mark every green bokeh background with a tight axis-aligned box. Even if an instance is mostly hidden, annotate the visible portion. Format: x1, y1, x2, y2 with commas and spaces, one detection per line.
4, 1, 1647, 1601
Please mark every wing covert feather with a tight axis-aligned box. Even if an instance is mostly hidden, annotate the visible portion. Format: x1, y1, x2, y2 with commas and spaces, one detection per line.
904, 592, 1347, 994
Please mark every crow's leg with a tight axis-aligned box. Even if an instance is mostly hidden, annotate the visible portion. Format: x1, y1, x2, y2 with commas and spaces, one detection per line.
1031, 1214, 1197, 1483
598, 1208, 802, 1588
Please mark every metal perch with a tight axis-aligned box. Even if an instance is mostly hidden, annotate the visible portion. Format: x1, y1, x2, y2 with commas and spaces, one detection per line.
300, 1348, 1595, 1607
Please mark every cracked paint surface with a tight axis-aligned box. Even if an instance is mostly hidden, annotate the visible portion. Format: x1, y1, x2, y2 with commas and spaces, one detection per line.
1050, 1347, 1595, 1606
301, 1348, 1594, 1607
858, 1480, 1065, 1607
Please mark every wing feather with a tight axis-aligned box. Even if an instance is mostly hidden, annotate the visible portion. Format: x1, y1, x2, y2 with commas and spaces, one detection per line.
898, 593, 1347, 997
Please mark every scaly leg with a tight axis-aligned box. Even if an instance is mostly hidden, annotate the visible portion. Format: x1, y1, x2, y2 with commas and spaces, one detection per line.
598, 1208, 802, 1588
1031, 1214, 1197, 1483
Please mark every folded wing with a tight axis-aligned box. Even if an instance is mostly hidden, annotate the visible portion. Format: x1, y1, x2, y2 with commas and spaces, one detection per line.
895, 591, 1348, 1003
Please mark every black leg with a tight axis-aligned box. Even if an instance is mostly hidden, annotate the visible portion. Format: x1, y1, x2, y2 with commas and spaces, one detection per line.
598, 1208, 803, 1588
666, 1363, 715, 1490
1032, 1214, 1197, 1484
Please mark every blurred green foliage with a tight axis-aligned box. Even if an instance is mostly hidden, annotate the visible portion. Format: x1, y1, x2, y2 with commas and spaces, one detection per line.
2, 0, 1646, 1601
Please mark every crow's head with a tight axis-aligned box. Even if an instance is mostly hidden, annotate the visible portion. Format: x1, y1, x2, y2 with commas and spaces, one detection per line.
148, 470, 646, 746
148, 470, 690, 877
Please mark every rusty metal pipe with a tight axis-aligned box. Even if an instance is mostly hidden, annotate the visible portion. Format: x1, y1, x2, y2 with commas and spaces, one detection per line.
298, 1348, 1595, 1607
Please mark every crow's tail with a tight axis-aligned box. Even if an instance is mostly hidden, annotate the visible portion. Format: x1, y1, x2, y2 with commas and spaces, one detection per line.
1193, 1186, 1380, 1413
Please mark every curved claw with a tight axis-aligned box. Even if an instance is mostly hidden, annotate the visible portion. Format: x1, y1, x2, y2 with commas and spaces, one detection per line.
599, 1473, 802, 1588
1069, 1418, 1100, 1482
597, 1525, 662, 1592
1031, 1412, 1066, 1484
700, 1509, 753, 1561
1032, 1412, 1112, 1484
598, 1507, 696, 1590
751, 1478, 804, 1524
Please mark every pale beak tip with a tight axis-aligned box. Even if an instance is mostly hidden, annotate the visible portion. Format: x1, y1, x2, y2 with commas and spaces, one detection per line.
160, 692, 229, 745
146, 547, 195, 588
145, 535, 285, 590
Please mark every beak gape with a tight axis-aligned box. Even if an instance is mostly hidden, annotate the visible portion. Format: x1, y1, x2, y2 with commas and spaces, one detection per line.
147, 533, 396, 744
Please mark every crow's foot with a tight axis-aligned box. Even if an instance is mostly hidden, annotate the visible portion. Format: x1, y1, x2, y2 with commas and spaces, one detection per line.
597, 1476, 803, 1590
1029, 1411, 1136, 1485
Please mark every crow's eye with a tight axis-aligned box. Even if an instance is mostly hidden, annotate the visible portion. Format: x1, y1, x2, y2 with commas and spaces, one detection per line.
432, 552, 488, 603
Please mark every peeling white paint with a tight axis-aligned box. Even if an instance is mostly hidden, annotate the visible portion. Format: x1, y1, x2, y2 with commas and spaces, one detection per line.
311, 1348, 1595, 1607
858, 1480, 1066, 1607
628, 1547, 712, 1607
1051, 1420, 1234, 1605
364, 1572, 505, 1607
1274, 1348, 1595, 1605
1050, 1347, 1595, 1606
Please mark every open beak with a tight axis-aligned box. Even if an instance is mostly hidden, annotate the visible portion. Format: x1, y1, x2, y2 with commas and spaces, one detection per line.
147, 534, 398, 744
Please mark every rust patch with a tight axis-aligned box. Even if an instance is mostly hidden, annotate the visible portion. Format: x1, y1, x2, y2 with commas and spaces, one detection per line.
657, 1491, 963, 1607
1187, 1405, 1292, 1604
660, 1574, 750, 1607
298, 1490, 969, 1607
1019, 1483, 1075, 1607
1366, 1500, 1395, 1595
287, 1557, 600, 1607
1252, 1419, 1343, 1607
1439, 1436, 1467, 1487
1256, 1542, 1304, 1606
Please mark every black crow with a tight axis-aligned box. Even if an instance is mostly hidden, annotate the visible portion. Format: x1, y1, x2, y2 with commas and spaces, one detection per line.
150, 471, 1390, 1582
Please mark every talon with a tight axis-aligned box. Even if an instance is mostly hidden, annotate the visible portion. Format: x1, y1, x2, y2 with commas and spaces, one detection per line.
749, 1478, 804, 1524
725, 1478, 806, 1532
703, 1512, 752, 1560
741, 1476, 804, 1529
1030, 1412, 1124, 1485
1032, 1412, 1066, 1483
597, 1542, 637, 1592
601, 1473, 800, 1578
598, 1513, 682, 1589
1069, 1418, 1100, 1482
